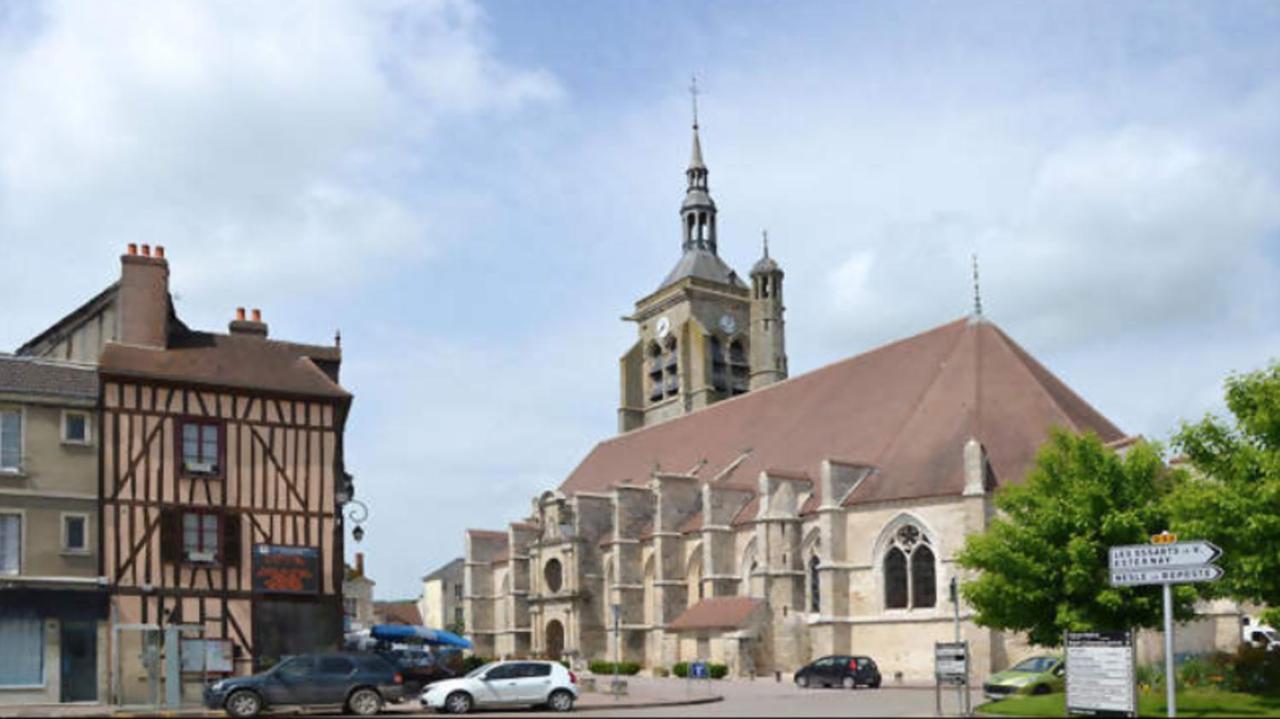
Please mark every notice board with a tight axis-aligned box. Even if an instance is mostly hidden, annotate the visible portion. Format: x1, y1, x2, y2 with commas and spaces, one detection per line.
1066, 630, 1136, 717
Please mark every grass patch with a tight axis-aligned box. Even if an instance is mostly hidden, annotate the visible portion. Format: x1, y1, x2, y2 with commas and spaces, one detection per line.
977, 689, 1280, 717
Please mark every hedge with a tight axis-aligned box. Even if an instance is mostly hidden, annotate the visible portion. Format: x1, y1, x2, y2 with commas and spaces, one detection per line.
589, 660, 642, 675
672, 661, 728, 679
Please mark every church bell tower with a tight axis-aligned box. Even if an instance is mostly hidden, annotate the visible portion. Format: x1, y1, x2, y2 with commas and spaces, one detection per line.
749, 232, 787, 389
617, 87, 786, 433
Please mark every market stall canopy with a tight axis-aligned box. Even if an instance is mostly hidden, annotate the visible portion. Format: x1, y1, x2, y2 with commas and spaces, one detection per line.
368, 624, 474, 649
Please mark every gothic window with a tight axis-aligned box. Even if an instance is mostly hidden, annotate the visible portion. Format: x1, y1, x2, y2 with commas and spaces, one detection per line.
709, 337, 727, 392
882, 522, 936, 610
809, 555, 821, 612
662, 337, 679, 398
728, 340, 748, 395
648, 343, 663, 402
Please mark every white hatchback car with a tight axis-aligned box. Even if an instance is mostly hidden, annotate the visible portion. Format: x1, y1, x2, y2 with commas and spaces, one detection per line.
421, 660, 579, 714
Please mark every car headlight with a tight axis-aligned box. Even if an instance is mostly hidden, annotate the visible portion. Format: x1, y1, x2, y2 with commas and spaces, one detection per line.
211, 680, 226, 692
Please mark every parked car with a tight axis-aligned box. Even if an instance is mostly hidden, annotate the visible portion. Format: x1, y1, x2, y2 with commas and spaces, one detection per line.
982, 655, 1064, 700
203, 653, 404, 718
377, 647, 463, 696
420, 660, 579, 713
793, 655, 882, 689
1242, 617, 1280, 652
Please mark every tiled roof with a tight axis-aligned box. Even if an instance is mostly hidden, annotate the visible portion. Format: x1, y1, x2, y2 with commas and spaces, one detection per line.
678, 512, 703, 534
561, 318, 1125, 507
667, 597, 765, 631
99, 328, 347, 399
0, 355, 97, 399
374, 600, 423, 626
421, 557, 464, 582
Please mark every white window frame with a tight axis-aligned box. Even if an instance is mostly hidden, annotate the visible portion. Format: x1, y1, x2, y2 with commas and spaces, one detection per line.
61, 512, 90, 555
0, 509, 24, 576
0, 407, 24, 474
60, 409, 92, 446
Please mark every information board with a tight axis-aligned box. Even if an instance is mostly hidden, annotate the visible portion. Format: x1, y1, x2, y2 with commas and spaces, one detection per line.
251, 544, 320, 594
179, 638, 234, 673
934, 641, 968, 684
1066, 631, 1136, 717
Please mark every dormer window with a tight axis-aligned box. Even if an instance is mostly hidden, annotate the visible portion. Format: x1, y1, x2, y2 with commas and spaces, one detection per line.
179, 420, 222, 478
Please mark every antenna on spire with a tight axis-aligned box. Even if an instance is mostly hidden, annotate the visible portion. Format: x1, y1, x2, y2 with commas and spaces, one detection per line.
689, 74, 700, 129
971, 253, 983, 318
762, 229, 769, 258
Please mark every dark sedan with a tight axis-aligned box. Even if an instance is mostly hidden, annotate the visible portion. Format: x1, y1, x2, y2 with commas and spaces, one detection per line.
794, 655, 882, 689
204, 653, 403, 718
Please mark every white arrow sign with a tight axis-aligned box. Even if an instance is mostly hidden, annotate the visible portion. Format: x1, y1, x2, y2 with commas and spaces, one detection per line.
1110, 564, 1223, 587
1108, 541, 1221, 570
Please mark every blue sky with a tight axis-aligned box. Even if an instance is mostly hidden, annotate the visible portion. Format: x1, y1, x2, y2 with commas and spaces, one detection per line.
2, 1, 1279, 600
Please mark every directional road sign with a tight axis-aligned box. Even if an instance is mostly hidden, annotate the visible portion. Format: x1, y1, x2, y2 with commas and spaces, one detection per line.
1110, 564, 1223, 587
1108, 541, 1221, 571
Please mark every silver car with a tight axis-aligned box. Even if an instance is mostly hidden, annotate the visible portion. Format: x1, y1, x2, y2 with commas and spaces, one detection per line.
420, 660, 579, 714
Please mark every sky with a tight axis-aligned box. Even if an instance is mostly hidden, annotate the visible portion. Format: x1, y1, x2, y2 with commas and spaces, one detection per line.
2, 1, 1279, 601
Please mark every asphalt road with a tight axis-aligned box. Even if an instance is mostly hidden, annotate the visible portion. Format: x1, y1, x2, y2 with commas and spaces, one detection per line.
390, 681, 987, 718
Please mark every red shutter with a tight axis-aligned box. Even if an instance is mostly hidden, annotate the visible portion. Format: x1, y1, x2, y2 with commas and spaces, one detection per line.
223, 513, 242, 567
160, 509, 181, 564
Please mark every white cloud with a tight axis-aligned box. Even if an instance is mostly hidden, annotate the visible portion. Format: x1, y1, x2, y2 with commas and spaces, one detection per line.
0, 0, 560, 342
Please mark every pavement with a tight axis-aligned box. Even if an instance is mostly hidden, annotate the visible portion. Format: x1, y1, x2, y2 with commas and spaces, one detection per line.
0, 677, 985, 717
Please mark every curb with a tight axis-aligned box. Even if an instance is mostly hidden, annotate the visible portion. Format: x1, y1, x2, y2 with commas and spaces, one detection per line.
578, 694, 725, 711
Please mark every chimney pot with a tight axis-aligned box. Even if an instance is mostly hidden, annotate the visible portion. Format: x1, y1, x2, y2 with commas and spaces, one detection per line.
236, 307, 246, 321
356, 553, 365, 576
141, 244, 151, 257
155, 245, 165, 259
127, 243, 138, 256
251, 308, 262, 322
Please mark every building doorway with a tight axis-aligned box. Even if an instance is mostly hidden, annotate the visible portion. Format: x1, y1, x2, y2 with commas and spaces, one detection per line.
59, 621, 97, 702
545, 620, 565, 660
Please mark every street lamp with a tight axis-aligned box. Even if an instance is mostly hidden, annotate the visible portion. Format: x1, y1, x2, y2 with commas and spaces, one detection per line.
345, 499, 369, 543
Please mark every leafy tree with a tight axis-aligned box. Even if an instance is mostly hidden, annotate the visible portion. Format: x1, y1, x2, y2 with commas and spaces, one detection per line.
1170, 362, 1280, 626
958, 429, 1195, 647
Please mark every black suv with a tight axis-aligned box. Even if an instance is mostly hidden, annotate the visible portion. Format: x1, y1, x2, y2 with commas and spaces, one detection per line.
204, 653, 403, 718
794, 655, 882, 689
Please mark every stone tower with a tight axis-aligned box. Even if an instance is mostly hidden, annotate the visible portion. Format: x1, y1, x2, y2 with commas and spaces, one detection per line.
617, 117, 756, 433
749, 233, 787, 389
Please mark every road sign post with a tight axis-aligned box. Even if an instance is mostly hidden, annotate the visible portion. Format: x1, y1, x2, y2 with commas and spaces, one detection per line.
934, 641, 969, 717
1108, 533, 1222, 719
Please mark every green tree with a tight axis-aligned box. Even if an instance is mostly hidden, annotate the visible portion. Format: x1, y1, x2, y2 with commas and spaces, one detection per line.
957, 429, 1195, 647
1170, 362, 1280, 627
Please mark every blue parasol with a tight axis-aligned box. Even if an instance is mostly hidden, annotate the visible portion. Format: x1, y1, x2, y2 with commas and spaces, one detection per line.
368, 624, 474, 649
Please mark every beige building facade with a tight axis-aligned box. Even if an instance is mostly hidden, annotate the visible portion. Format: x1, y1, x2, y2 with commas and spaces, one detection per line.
464, 122, 1244, 682
0, 355, 109, 705
419, 558, 464, 632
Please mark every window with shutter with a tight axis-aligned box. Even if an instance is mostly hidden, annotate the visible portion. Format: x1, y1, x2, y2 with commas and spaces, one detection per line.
223, 514, 242, 567
177, 419, 223, 478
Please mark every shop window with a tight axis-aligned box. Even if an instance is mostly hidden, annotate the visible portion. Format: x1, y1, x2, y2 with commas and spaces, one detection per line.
0, 617, 43, 686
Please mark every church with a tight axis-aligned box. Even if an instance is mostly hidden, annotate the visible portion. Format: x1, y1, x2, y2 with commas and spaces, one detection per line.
462, 117, 1134, 681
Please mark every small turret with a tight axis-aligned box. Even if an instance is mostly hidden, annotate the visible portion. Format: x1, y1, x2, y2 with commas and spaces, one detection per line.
749, 232, 787, 389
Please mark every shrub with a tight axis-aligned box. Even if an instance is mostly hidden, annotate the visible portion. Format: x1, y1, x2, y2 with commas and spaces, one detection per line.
653, 667, 669, 678
1222, 645, 1280, 694
672, 661, 728, 679
588, 660, 641, 676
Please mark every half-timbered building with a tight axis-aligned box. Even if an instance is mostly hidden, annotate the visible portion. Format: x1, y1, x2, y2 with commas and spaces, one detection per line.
18, 244, 352, 697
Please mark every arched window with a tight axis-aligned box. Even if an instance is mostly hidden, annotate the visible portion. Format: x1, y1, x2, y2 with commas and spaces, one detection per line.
911, 545, 937, 608
728, 340, 748, 395
884, 548, 908, 609
882, 522, 936, 610
648, 342, 664, 402
809, 555, 821, 612
544, 558, 563, 594
663, 337, 679, 398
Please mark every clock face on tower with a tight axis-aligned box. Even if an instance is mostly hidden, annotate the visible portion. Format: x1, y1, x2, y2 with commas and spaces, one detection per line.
718, 314, 737, 334
656, 316, 671, 339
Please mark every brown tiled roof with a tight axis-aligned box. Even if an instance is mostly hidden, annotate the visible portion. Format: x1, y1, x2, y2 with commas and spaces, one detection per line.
678, 512, 703, 534
667, 597, 765, 631
374, 600, 423, 626
560, 318, 1124, 506
99, 329, 347, 399
0, 355, 97, 399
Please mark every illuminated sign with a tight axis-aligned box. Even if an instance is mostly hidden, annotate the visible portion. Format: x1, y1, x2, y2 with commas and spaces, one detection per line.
251, 544, 320, 595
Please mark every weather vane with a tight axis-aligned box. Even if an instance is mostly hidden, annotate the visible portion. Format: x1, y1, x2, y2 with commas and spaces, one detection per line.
972, 253, 983, 317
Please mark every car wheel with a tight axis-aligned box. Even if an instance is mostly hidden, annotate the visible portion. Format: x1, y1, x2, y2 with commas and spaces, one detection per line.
548, 689, 575, 712
444, 691, 474, 715
843, 676, 857, 690
870, 678, 881, 689
1032, 684, 1051, 695
347, 687, 383, 716
225, 690, 262, 719
796, 674, 809, 688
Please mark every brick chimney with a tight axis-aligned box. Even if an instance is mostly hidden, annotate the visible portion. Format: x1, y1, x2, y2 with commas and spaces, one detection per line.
356, 552, 365, 577
118, 243, 170, 349
228, 306, 268, 338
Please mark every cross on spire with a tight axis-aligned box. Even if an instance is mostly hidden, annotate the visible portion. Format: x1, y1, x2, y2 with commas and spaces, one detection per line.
689, 74, 700, 129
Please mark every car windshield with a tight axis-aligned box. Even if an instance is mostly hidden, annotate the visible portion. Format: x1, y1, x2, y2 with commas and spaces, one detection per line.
1011, 657, 1058, 673
466, 662, 499, 679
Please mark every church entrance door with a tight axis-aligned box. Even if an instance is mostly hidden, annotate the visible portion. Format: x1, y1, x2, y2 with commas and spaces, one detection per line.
545, 620, 565, 660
